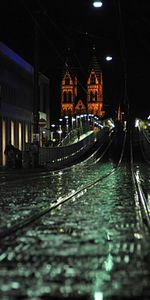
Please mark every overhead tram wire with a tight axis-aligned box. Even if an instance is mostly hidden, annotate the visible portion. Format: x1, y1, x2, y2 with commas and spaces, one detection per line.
38, 5, 88, 95
20, 0, 65, 66
113, 0, 129, 117
20, 0, 88, 96
37, 0, 87, 78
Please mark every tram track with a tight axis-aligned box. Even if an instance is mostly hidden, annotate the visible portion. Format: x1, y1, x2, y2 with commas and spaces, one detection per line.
130, 130, 150, 230
0, 126, 150, 239
0, 130, 126, 240
139, 127, 150, 164
0, 131, 110, 186
1, 128, 150, 300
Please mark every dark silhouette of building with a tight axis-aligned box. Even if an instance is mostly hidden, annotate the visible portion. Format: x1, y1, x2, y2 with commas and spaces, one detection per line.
0, 41, 50, 166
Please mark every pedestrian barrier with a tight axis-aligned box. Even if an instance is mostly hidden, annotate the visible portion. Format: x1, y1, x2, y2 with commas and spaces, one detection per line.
39, 131, 98, 168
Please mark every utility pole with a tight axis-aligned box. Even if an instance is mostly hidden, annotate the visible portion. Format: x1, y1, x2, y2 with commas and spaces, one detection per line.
33, 21, 39, 142
32, 21, 40, 167
115, 0, 129, 119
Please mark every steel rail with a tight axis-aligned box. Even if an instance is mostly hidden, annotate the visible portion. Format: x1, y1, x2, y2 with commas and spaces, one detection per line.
130, 131, 150, 230
0, 130, 126, 239
139, 128, 150, 164
0, 131, 110, 186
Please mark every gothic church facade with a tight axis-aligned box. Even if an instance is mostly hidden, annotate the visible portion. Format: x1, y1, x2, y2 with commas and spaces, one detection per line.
61, 56, 105, 117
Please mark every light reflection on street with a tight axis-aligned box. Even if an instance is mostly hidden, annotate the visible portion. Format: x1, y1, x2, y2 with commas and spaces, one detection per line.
0, 161, 150, 299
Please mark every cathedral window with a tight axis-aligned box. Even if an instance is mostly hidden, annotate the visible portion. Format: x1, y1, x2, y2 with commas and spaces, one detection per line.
95, 91, 97, 102
63, 91, 67, 103
90, 91, 95, 102
65, 75, 70, 85
68, 91, 72, 103
90, 73, 96, 85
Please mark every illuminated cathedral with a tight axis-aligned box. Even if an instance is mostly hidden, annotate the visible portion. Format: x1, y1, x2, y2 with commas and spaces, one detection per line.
61, 54, 105, 118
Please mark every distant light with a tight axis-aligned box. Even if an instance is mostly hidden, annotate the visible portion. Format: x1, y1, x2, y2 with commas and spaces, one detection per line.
93, 1, 103, 8
135, 119, 139, 128
147, 115, 150, 120
57, 130, 62, 134
94, 291, 103, 300
106, 56, 112, 61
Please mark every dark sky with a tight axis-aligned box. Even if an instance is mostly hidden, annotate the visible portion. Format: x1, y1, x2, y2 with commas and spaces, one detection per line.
1, 0, 150, 119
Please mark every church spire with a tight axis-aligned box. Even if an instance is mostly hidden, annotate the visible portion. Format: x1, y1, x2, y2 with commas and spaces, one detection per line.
87, 48, 104, 117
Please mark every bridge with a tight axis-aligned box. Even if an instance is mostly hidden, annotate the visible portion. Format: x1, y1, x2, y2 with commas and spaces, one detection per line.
0, 118, 150, 300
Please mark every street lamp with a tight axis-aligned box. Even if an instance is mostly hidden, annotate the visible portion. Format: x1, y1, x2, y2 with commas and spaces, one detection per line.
51, 124, 55, 143
105, 56, 113, 61
76, 115, 80, 128
93, 1, 103, 8
33, 22, 39, 142
71, 117, 76, 129
65, 116, 69, 133
92, 0, 129, 120
57, 126, 62, 142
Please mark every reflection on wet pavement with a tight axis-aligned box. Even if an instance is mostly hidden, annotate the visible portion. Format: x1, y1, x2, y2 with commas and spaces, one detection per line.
0, 162, 150, 299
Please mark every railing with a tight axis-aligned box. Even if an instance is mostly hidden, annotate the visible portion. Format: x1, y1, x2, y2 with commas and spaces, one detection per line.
139, 128, 150, 163
58, 125, 92, 147
39, 129, 108, 168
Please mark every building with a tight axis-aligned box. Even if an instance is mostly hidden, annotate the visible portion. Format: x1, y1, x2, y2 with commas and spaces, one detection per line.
87, 55, 104, 116
0, 41, 50, 166
61, 55, 105, 118
61, 64, 77, 116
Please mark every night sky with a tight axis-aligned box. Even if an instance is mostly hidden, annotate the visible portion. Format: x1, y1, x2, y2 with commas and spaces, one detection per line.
1, 0, 150, 120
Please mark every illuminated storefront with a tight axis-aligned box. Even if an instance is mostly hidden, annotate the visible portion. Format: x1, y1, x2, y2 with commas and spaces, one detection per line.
0, 42, 50, 166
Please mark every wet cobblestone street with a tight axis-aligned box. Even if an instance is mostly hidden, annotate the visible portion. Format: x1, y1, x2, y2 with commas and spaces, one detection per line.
0, 160, 150, 300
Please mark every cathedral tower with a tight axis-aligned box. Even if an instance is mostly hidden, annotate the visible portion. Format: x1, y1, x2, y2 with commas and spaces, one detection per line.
61, 64, 77, 116
87, 55, 104, 117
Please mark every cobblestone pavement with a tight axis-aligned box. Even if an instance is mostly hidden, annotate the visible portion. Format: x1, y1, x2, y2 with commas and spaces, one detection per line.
0, 161, 150, 300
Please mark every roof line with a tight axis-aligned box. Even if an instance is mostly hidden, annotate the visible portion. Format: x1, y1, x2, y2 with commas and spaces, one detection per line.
0, 41, 33, 74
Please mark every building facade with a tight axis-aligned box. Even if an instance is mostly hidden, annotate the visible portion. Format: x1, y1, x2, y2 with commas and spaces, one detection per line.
61, 68, 77, 116
0, 41, 50, 166
61, 56, 105, 117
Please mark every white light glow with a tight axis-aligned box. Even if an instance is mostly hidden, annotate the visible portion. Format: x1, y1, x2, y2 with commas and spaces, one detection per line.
94, 291, 103, 300
135, 119, 139, 128
93, 1, 103, 8
11, 121, 15, 145
106, 56, 112, 61
25, 124, 28, 143
19, 122, 22, 150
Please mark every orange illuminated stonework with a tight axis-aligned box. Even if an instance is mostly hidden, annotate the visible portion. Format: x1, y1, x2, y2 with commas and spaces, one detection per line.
61, 55, 105, 118
61, 69, 77, 116
75, 99, 86, 115
87, 69, 104, 117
